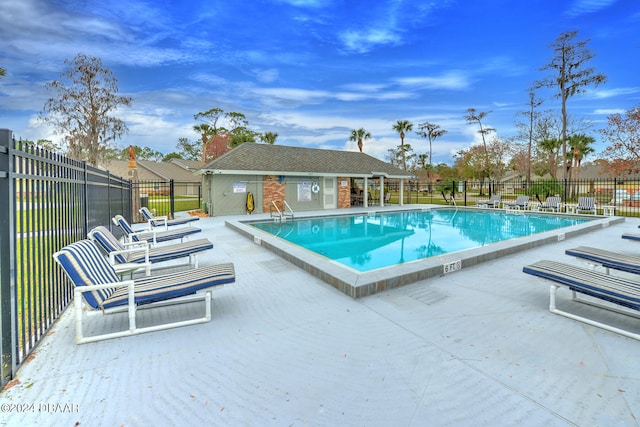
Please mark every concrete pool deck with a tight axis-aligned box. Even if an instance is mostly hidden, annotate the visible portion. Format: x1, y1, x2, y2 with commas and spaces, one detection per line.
1, 206, 639, 426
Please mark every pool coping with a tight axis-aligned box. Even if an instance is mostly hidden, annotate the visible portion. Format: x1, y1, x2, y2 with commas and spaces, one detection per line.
225, 206, 625, 298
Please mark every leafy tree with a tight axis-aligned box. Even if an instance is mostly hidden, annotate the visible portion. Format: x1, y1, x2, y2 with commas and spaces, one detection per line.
21, 139, 63, 152
349, 128, 372, 153
260, 131, 279, 144
416, 122, 447, 183
117, 145, 163, 161
162, 152, 183, 161
0, 67, 5, 77
392, 120, 413, 170
176, 137, 202, 161
535, 30, 607, 180
226, 111, 259, 147
40, 53, 132, 166
599, 105, 640, 175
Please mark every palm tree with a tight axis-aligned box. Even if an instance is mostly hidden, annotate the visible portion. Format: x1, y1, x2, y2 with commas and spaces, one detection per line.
539, 137, 562, 178
416, 122, 447, 184
569, 134, 595, 179
349, 128, 372, 153
260, 131, 279, 144
193, 123, 214, 163
392, 120, 413, 171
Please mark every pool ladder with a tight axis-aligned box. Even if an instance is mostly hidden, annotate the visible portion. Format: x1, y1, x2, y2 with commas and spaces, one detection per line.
270, 200, 294, 222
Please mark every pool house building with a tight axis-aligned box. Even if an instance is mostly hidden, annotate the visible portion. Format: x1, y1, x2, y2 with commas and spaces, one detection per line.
198, 143, 413, 216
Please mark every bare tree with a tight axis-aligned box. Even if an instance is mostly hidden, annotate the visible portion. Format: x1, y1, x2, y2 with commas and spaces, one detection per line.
534, 30, 607, 180
40, 54, 132, 166
464, 108, 494, 192
599, 105, 640, 175
515, 90, 543, 183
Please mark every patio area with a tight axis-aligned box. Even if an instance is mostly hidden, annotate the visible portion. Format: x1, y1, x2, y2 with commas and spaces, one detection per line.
1, 207, 639, 426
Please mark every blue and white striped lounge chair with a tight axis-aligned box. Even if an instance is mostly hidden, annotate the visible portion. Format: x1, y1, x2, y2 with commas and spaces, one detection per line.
523, 259, 640, 341
140, 206, 199, 230
113, 214, 201, 245
622, 233, 640, 242
575, 197, 596, 215
539, 196, 562, 212
504, 195, 529, 210
477, 194, 501, 208
565, 246, 640, 275
88, 226, 213, 273
53, 240, 235, 344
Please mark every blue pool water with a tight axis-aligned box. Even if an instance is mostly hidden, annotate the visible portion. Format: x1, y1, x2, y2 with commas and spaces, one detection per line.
249, 209, 593, 272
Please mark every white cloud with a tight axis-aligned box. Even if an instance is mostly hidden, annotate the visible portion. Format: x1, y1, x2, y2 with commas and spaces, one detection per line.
593, 108, 625, 115
394, 71, 470, 90
565, 0, 618, 17
588, 87, 640, 99
339, 28, 401, 54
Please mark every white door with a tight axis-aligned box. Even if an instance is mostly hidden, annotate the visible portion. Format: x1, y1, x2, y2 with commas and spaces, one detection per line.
323, 177, 337, 209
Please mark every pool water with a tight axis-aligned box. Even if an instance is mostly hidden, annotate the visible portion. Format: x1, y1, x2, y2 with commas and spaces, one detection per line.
249, 209, 593, 272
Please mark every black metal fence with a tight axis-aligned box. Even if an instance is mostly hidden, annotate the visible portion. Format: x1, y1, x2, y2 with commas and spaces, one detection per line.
401, 178, 640, 217
0, 129, 132, 387
131, 180, 202, 224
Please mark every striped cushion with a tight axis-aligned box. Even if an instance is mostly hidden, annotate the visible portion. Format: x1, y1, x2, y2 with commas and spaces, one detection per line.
89, 226, 127, 263
113, 215, 201, 243
54, 240, 235, 311
523, 260, 640, 311
576, 197, 595, 212
622, 233, 640, 242
125, 238, 213, 264
566, 246, 640, 275
54, 240, 120, 309
540, 197, 561, 210
140, 207, 199, 227
101, 263, 235, 309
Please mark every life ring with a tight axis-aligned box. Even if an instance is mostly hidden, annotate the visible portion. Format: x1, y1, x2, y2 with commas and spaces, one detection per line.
311, 183, 320, 193
312, 225, 320, 234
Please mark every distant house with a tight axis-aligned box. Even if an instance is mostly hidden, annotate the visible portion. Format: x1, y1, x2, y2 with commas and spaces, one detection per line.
99, 158, 202, 196
197, 143, 412, 216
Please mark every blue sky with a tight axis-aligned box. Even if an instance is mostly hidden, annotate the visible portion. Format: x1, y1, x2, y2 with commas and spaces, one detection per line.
1, 0, 639, 165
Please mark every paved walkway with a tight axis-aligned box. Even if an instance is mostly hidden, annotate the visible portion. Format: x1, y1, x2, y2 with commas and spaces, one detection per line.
1, 211, 639, 426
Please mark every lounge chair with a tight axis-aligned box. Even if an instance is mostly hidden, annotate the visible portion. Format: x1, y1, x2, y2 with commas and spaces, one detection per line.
504, 195, 529, 210
622, 233, 640, 242
539, 196, 562, 212
113, 215, 201, 244
53, 239, 235, 344
477, 194, 501, 208
565, 246, 640, 275
523, 259, 640, 341
88, 226, 213, 273
575, 197, 596, 215
139, 206, 199, 230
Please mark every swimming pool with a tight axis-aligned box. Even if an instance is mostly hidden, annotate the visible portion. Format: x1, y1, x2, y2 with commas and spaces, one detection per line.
226, 207, 621, 298
248, 209, 592, 272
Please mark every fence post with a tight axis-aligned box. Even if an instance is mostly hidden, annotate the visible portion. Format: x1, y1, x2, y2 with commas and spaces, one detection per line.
170, 179, 175, 218
0, 129, 15, 386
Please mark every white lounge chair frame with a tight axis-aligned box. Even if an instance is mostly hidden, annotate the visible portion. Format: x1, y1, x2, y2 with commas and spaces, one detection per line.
72, 280, 212, 344
524, 260, 640, 341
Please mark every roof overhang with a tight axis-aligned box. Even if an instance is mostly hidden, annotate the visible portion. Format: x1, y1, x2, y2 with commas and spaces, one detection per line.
200, 169, 410, 178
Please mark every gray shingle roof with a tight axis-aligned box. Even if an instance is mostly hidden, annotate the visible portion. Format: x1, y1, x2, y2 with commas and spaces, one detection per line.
200, 143, 411, 178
